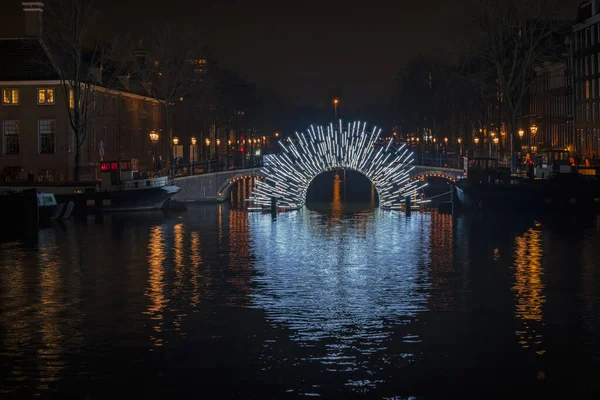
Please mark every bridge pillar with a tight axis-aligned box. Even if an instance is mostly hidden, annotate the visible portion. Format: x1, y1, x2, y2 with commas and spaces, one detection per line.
405, 196, 411, 216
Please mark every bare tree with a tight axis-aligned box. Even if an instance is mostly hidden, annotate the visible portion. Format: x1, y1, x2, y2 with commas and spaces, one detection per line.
142, 25, 206, 159
467, 0, 568, 153
43, 0, 126, 181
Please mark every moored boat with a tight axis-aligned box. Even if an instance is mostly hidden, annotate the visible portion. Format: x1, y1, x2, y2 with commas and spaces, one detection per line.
455, 156, 600, 212
89, 159, 180, 212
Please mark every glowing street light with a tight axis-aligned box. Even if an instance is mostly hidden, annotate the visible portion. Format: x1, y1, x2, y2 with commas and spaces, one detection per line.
333, 98, 339, 120
530, 124, 538, 136
444, 137, 448, 144
457, 137, 463, 144
205, 138, 210, 146
518, 128, 525, 139
172, 137, 179, 145
474, 136, 480, 144
149, 131, 159, 144
191, 137, 197, 145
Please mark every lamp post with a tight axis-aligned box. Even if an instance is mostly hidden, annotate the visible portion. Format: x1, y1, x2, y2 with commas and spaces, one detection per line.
190, 137, 197, 175
457, 137, 463, 167
333, 98, 339, 120
493, 136, 499, 159
205, 138, 210, 160
149, 130, 159, 174
216, 138, 221, 170
530, 124, 538, 153
172, 136, 179, 160
474, 136, 480, 156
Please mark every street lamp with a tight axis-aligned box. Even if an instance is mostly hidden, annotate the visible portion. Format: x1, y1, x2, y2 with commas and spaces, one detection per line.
518, 128, 525, 139
172, 137, 179, 145
205, 138, 210, 161
333, 98, 339, 120
190, 136, 197, 164
149, 130, 159, 174
493, 136, 499, 158
530, 124, 538, 152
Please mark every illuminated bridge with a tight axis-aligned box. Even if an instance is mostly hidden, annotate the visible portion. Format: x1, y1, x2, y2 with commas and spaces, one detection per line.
173, 121, 463, 205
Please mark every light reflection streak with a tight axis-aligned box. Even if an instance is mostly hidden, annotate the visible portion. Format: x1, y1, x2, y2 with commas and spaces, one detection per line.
513, 227, 545, 355
144, 225, 168, 347
36, 230, 66, 389
248, 210, 433, 365
189, 231, 202, 308
172, 223, 185, 332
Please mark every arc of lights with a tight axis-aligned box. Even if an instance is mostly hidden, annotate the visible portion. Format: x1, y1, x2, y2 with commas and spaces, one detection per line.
250, 120, 429, 209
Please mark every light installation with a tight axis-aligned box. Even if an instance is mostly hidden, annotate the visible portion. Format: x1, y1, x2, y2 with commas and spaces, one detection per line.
250, 120, 428, 209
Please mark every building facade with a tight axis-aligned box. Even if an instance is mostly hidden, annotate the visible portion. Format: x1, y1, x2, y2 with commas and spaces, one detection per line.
519, 61, 572, 153
569, 0, 600, 157
0, 4, 165, 182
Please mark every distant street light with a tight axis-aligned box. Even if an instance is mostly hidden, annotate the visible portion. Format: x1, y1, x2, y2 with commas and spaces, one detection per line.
191, 137, 197, 145
518, 128, 525, 139
172, 137, 179, 145
474, 136, 480, 144
333, 98, 339, 120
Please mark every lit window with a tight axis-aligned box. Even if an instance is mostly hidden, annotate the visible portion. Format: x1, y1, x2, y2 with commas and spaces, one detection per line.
2, 88, 19, 105
38, 88, 55, 104
586, 80, 591, 99
3, 120, 20, 154
69, 89, 74, 108
38, 119, 56, 154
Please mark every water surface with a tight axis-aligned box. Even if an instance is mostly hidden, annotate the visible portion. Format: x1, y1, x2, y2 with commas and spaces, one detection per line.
1, 184, 600, 398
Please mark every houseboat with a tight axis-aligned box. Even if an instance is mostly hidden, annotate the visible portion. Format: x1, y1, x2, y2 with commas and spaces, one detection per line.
455, 156, 600, 212
90, 159, 180, 211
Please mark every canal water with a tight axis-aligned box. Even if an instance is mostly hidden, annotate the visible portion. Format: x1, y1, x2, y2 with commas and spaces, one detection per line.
1, 175, 600, 398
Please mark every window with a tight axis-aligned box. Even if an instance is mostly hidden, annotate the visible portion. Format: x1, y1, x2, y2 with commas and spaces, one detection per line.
37, 88, 55, 104
587, 80, 591, 99
69, 89, 74, 108
3, 120, 20, 154
38, 119, 55, 154
2, 88, 19, 105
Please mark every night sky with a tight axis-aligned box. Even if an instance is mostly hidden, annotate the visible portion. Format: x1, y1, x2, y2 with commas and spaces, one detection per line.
0, 0, 582, 111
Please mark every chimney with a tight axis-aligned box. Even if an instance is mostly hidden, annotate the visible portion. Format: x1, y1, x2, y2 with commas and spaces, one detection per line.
22, 2, 44, 37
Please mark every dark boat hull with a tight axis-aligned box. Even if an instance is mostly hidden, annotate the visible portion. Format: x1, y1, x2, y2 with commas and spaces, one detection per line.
92, 186, 179, 212
456, 178, 600, 212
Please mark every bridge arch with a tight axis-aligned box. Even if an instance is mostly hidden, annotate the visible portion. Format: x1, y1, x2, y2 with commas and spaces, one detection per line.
251, 121, 428, 209
217, 172, 266, 202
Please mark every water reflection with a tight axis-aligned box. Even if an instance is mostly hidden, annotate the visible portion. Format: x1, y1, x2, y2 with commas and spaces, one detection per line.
145, 225, 168, 346
2, 206, 600, 397
248, 209, 433, 382
513, 226, 545, 355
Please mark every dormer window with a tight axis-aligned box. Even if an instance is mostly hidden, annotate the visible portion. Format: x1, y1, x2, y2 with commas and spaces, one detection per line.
2, 88, 19, 105
38, 88, 55, 105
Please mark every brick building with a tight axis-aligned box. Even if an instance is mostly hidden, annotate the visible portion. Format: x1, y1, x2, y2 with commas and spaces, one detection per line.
0, 3, 165, 182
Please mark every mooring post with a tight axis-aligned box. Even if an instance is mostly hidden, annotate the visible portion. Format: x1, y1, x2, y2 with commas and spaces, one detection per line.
405, 196, 411, 216
271, 196, 277, 218
450, 184, 455, 215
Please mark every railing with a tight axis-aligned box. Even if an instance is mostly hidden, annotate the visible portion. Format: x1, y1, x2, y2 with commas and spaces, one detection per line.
169, 159, 263, 179
417, 153, 464, 169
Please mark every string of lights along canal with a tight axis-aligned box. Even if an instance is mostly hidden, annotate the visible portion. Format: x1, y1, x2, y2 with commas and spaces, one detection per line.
250, 120, 429, 210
